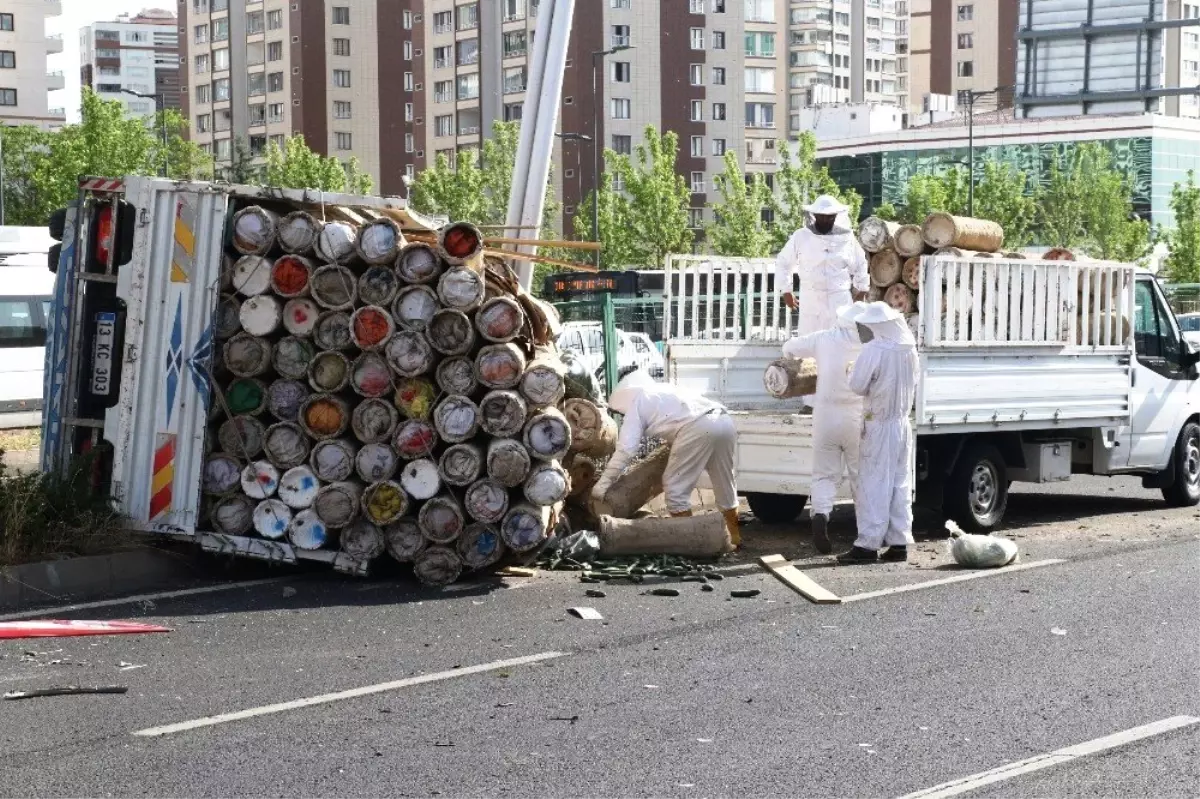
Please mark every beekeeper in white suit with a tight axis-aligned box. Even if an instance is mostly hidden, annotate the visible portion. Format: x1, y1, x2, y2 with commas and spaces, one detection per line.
591, 367, 741, 548
836, 302, 920, 565
775, 195, 870, 406
780, 301, 868, 554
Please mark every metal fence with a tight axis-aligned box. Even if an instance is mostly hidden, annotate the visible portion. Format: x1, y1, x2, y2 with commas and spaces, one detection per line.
553, 294, 665, 396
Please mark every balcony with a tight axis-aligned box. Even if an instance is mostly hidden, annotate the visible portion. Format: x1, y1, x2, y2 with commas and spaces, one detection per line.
434, 23, 453, 34
47, 107, 66, 118
611, 35, 630, 48
46, 34, 64, 54
458, 126, 480, 136
46, 71, 65, 90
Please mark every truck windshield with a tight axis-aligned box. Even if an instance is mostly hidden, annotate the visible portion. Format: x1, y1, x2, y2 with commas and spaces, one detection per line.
1134, 280, 1183, 364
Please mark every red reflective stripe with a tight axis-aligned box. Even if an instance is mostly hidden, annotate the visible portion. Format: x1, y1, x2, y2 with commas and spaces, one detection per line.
152, 437, 175, 472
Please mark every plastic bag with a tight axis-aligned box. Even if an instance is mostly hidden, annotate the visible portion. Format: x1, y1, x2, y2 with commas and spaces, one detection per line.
560, 350, 603, 404
548, 529, 601, 562
946, 520, 1018, 568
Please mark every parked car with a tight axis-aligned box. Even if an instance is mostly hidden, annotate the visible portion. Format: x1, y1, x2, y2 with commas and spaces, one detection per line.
556, 321, 666, 385
0, 262, 55, 429
1179, 312, 1200, 347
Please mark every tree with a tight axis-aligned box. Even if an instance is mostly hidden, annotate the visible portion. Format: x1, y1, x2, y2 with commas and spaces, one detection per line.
573, 166, 640, 270
617, 126, 694, 268
971, 161, 1038, 250
771, 133, 861, 250
889, 167, 969, 225
262, 134, 373, 194
1159, 170, 1200, 284
1040, 143, 1150, 261
226, 137, 260, 184
706, 150, 773, 257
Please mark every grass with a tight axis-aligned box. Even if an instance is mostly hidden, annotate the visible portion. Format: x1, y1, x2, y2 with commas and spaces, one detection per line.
0, 450, 126, 567
0, 427, 41, 453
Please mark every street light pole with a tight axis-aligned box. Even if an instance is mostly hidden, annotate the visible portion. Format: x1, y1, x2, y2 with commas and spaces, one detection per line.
591, 44, 633, 268
121, 88, 167, 177
964, 86, 1010, 217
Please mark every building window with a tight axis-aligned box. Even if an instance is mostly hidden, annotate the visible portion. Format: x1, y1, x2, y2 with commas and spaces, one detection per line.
334, 101, 352, 119
712, 102, 726, 120
690, 99, 703, 121
612, 134, 632, 154
195, 114, 210, 133
712, 138, 726, 156
405, 133, 414, 152
503, 0, 525, 20
434, 46, 452, 69
712, 66, 726, 85
196, 84, 211, 104
744, 32, 775, 57
194, 54, 209, 74
0, 14, 12, 32
503, 30, 527, 58
247, 72, 265, 97
268, 103, 283, 123
690, 64, 703, 85
457, 39, 479, 66
334, 132, 352, 151
194, 24, 208, 44
268, 72, 284, 92
690, 172, 704, 193
435, 80, 453, 102
247, 42, 265, 65
504, 66, 527, 94
612, 25, 630, 48
268, 10, 283, 30
212, 18, 229, 42
247, 11, 264, 34
435, 114, 454, 137
744, 0, 774, 22
712, 31, 726, 49
334, 38, 351, 56
213, 48, 230, 71
434, 11, 453, 33
403, 10, 413, 28
957, 60, 974, 77
268, 41, 283, 61
96, 83, 123, 93
405, 72, 413, 91
405, 103, 413, 121
744, 67, 775, 93
689, 208, 704, 228
690, 28, 705, 50
333, 69, 352, 87
213, 78, 231, 102
457, 73, 479, 100
332, 6, 350, 24
689, 0, 704, 11
504, 102, 523, 121
712, 0, 726, 11
745, 102, 774, 128
957, 4, 973, 21
611, 61, 631, 82
404, 41, 413, 60
690, 136, 703, 157
958, 33, 973, 49
610, 97, 631, 119
457, 3, 480, 30
249, 103, 266, 126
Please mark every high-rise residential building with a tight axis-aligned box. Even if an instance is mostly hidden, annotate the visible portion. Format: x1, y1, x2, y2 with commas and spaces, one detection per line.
908, 0, 1018, 117
0, 0, 66, 128
80, 9, 180, 119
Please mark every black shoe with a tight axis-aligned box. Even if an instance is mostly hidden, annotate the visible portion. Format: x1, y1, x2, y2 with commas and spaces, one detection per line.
811, 513, 832, 554
835, 546, 879, 565
881, 546, 908, 563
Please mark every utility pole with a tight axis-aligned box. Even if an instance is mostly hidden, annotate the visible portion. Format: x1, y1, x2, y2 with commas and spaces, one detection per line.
591, 44, 633, 268
964, 86, 1010, 217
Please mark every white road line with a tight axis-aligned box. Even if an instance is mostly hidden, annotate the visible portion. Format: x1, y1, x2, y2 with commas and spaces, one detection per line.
132, 650, 568, 737
841, 559, 1066, 603
897, 715, 1200, 799
0, 577, 290, 622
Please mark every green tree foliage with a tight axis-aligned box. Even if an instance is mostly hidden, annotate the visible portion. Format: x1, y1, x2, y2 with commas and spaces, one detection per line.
1040, 143, 1150, 261
1159, 170, 1200, 284
615, 126, 694, 269
262, 134, 373, 194
770, 133, 861, 250
226, 137, 260, 184
573, 167, 640, 270
970, 162, 1038, 250
889, 167, 969, 224
706, 150, 774, 257
0, 89, 209, 225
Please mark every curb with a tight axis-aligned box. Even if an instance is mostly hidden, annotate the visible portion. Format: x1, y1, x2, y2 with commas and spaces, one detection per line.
0, 547, 205, 612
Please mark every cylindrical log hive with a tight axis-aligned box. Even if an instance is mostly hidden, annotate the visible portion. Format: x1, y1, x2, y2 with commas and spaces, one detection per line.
307, 351, 351, 393
278, 465, 320, 510
313, 481, 362, 528
267, 379, 308, 422
272, 336, 315, 381
439, 442, 483, 487
211, 494, 255, 535
893, 224, 926, 258
231, 255, 274, 297
355, 441, 400, 483
592, 444, 670, 519
395, 242, 444, 285
225, 377, 268, 416
341, 519, 386, 560
264, 421, 311, 470
278, 210, 321, 256
356, 217, 406, 265
884, 283, 917, 314
458, 523, 505, 571
392, 284, 440, 332
475, 343, 526, 390
215, 294, 242, 340
231, 206, 278, 256
902, 257, 922, 290
436, 356, 478, 396
922, 213, 1004, 252
357, 265, 401, 307
217, 415, 266, 459
270, 255, 313, 299
349, 351, 392, 398
385, 330, 436, 378
857, 217, 901, 253
361, 480, 410, 526
563, 398, 617, 457
428, 308, 476, 356
412, 546, 463, 587
350, 305, 395, 351
475, 296, 524, 343
525, 407, 572, 462
393, 418, 439, 460
384, 518, 427, 563
433, 395, 480, 444
310, 438, 357, 482
239, 460, 280, 500
313, 310, 355, 351
464, 477, 509, 524
524, 460, 571, 507
1044, 247, 1076, 261
479, 390, 527, 438
520, 348, 567, 407
869, 250, 903, 288
310, 264, 358, 311
763, 358, 817, 400
437, 266, 486, 311
393, 377, 436, 420
223, 333, 272, 378
253, 498, 292, 540
315, 221, 360, 265
299, 394, 350, 441
500, 502, 555, 552
486, 437, 531, 488
282, 297, 320, 337
350, 397, 399, 444
288, 509, 328, 550
419, 493, 466, 545
203, 453, 242, 496
437, 221, 484, 267
400, 458, 441, 501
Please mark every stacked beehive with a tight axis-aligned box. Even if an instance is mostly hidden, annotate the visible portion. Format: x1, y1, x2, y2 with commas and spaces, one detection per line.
200, 207, 617, 586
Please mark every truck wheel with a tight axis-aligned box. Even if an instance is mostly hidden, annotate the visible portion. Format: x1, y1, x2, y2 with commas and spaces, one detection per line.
745, 492, 808, 524
945, 443, 1009, 532
1162, 421, 1200, 507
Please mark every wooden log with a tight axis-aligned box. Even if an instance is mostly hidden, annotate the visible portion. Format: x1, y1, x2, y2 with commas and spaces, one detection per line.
288, 509, 329, 550
355, 441, 400, 483
215, 294, 242, 340
310, 264, 358, 310
869, 250, 903, 288
307, 350, 351, 393
309, 438, 357, 482
270, 255, 314, 299
393, 376, 437, 420
239, 459, 280, 499
428, 308, 476, 356
476, 343, 526, 390
341, 519, 386, 560
764, 358, 817, 400
479, 390, 529, 440
267, 379, 308, 423
232, 255, 274, 297
231, 206, 278, 255
223, 332, 271, 378
893, 224, 926, 258
202, 453, 242, 496
436, 356, 478, 396
396, 242, 445, 285
278, 210, 321, 256
598, 512, 730, 557
350, 351, 393, 398
315, 220, 360, 265
264, 421, 311, 470
565, 455, 600, 498
437, 266, 486, 311
400, 458, 441, 500
563, 398, 617, 457
350, 305, 395, 351
439, 442, 484, 487
225, 377, 268, 417
524, 460, 571, 506
393, 418, 439, 460
361, 480, 410, 526
592, 443, 670, 518
1075, 313, 1131, 346
278, 465, 320, 510
501, 502, 557, 552
437, 221, 485, 267
412, 546, 463, 587
282, 297, 320, 337
351, 397, 400, 443
384, 518, 427, 563
464, 478, 510, 524
433, 395, 481, 443
419, 493, 466, 544
475, 296, 524, 343
313, 481, 361, 528
392, 284, 440, 332
356, 217, 406, 265
867, 284, 886, 303
385, 330, 437, 378
902, 257, 922, 290
458, 523, 506, 571
857, 217, 901, 253
313, 310, 355, 351
357, 265, 401, 307
520, 346, 567, 407
486, 437, 531, 488
934, 246, 969, 258
922, 213, 1004, 252
211, 494, 255, 535
1044, 247, 1076, 261
253, 498, 292, 541
299, 394, 349, 440
884, 283, 917, 314
217, 415, 266, 459
524, 407, 572, 462
272, 336, 314, 381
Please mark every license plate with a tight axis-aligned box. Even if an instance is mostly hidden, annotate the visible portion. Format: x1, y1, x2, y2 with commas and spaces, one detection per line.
91, 312, 117, 396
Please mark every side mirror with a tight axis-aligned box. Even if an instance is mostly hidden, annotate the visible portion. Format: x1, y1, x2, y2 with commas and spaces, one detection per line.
1182, 345, 1200, 375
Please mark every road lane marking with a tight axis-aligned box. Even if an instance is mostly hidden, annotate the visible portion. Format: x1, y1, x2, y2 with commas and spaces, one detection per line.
0, 577, 290, 622
841, 559, 1066, 603
132, 651, 568, 737
897, 715, 1200, 799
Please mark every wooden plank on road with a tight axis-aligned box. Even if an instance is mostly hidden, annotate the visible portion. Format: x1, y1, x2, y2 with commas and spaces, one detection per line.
759, 554, 842, 604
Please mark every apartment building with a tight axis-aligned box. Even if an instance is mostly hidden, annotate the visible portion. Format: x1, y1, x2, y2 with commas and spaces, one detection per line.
907, 0, 1018, 117
0, 0, 66, 128
80, 9, 180, 119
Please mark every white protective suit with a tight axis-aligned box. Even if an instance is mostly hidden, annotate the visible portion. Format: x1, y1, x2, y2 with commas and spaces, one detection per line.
774, 207, 870, 342
847, 303, 920, 551
780, 302, 867, 517
595, 369, 738, 515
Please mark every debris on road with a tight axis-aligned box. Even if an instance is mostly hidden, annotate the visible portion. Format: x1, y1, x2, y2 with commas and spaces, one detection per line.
946, 520, 1019, 568
729, 589, 761, 599
759, 554, 841, 604
4, 685, 129, 700
649, 588, 680, 597
1051, 628, 1068, 636
567, 607, 603, 620
584, 589, 606, 598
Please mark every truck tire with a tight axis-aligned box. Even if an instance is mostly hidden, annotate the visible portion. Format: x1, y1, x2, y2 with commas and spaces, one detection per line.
745, 492, 807, 525
1162, 421, 1200, 507
945, 443, 1009, 532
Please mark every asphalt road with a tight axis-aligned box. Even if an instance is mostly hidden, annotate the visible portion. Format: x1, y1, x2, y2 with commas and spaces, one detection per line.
1, 477, 1197, 798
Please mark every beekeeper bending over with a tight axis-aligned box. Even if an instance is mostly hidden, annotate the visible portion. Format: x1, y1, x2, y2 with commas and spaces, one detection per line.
780, 302, 868, 554
591, 368, 741, 548
837, 302, 920, 565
